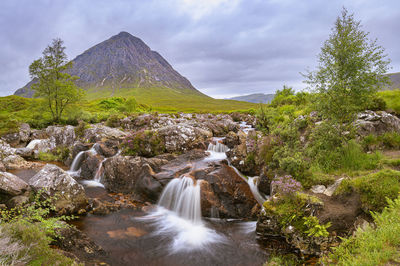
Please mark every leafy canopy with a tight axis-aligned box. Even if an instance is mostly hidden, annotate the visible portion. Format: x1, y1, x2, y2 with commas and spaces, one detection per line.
29, 38, 84, 122
304, 8, 390, 123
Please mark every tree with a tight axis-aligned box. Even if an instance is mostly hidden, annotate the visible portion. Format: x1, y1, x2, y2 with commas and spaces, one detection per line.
304, 8, 390, 124
29, 38, 84, 122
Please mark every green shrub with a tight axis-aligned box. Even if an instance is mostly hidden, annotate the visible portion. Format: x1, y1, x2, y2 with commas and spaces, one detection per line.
353, 169, 400, 212
121, 130, 165, 157
105, 113, 125, 127
0, 191, 77, 265
37, 152, 59, 162
379, 132, 400, 149
74, 120, 90, 138
98, 97, 125, 110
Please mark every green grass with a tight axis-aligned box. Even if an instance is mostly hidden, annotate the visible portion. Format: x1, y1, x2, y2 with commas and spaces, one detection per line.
321, 195, 400, 265
378, 89, 400, 114
335, 169, 400, 212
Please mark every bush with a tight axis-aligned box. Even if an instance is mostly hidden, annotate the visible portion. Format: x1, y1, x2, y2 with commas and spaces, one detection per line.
0, 191, 77, 265
105, 113, 125, 127
121, 130, 165, 157
271, 175, 302, 196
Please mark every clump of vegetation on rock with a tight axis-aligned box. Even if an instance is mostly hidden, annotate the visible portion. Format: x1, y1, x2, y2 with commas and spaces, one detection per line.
121, 129, 165, 157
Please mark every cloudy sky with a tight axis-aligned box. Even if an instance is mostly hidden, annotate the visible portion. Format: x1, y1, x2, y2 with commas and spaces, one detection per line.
1, 0, 399, 98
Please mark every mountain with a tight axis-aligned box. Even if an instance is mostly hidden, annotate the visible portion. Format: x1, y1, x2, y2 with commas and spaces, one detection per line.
14, 31, 205, 98
228, 93, 275, 104
386, 72, 400, 90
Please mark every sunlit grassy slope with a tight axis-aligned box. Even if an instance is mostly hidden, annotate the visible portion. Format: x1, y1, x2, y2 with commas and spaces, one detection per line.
84, 86, 257, 112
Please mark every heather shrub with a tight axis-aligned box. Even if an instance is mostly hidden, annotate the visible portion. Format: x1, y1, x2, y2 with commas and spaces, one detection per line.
271, 175, 302, 196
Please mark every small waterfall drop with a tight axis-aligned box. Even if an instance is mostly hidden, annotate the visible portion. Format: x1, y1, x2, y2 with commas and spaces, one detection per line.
204, 138, 229, 161
158, 176, 202, 224
69, 151, 85, 172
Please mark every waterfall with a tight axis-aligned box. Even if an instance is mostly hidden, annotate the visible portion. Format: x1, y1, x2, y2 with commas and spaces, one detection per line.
247, 176, 267, 206
158, 176, 202, 224
204, 138, 229, 161
69, 151, 85, 172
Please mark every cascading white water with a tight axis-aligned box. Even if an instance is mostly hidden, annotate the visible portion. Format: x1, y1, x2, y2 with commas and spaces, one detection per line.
204, 138, 229, 161
69, 151, 85, 172
247, 176, 267, 206
158, 176, 202, 224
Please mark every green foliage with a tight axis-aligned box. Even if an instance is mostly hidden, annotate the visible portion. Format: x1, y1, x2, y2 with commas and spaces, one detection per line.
303, 216, 331, 237
37, 152, 59, 162
263, 192, 327, 237
321, 195, 400, 265
121, 130, 165, 157
29, 38, 85, 122
304, 8, 390, 124
74, 120, 90, 138
264, 253, 300, 266
105, 113, 125, 127
0, 191, 77, 265
362, 132, 400, 150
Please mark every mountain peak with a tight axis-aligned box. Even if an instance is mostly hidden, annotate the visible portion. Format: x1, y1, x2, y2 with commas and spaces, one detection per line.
15, 32, 204, 98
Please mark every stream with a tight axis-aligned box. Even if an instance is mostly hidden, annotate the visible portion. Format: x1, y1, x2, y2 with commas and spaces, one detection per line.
13, 124, 275, 266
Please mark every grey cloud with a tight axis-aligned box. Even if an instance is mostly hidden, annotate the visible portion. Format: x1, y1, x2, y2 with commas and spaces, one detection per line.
0, 0, 399, 98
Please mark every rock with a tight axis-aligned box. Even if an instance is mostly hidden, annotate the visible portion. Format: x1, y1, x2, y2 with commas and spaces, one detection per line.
311, 185, 327, 194
54, 223, 105, 262
324, 178, 344, 197
97, 142, 118, 157
30, 129, 48, 139
2, 155, 27, 170
223, 131, 240, 148
158, 125, 212, 153
16, 147, 33, 159
46, 125, 76, 146
0, 171, 30, 197
258, 173, 271, 196
80, 152, 103, 180
19, 123, 31, 143
103, 155, 168, 202
7, 195, 30, 208
26, 138, 56, 155
90, 198, 119, 215
1, 132, 21, 147
200, 162, 258, 219
0, 162, 5, 172
28, 164, 88, 214
355, 110, 400, 136
83, 124, 127, 143
0, 139, 16, 159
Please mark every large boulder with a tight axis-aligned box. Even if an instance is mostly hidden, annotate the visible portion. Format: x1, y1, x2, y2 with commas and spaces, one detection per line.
102, 155, 169, 202
28, 164, 88, 214
157, 125, 212, 153
25, 138, 57, 155
46, 125, 76, 146
199, 162, 259, 219
355, 110, 400, 136
80, 152, 103, 180
0, 172, 30, 198
82, 125, 127, 143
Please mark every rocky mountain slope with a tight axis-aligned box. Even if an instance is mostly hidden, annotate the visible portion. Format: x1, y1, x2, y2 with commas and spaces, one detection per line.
14, 32, 205, 98
228, 93, 275, 104
386, 72, 400, 90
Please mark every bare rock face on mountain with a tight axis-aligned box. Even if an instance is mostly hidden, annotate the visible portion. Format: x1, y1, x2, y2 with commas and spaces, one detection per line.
15, 31, 203, 97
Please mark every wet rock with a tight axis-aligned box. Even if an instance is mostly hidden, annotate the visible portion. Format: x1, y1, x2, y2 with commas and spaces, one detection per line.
103, 155, 169, 202
54, 223, 105, 262
29, 164, 88, 214
97, 142, 118, 157
90, 198, 119, 215
83, 124, 127, 143
0, 171, 30, 197
200, 162, 258, 219
223, 131, 240, 148
80, 152, 103, 180
355, 110, 400, 136
258, 173, 271, 196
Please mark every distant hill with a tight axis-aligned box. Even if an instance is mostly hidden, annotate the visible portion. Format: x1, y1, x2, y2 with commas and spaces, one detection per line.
386, 72, 400, 90
228, 93, 275, 104
14, 31, 206, 98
